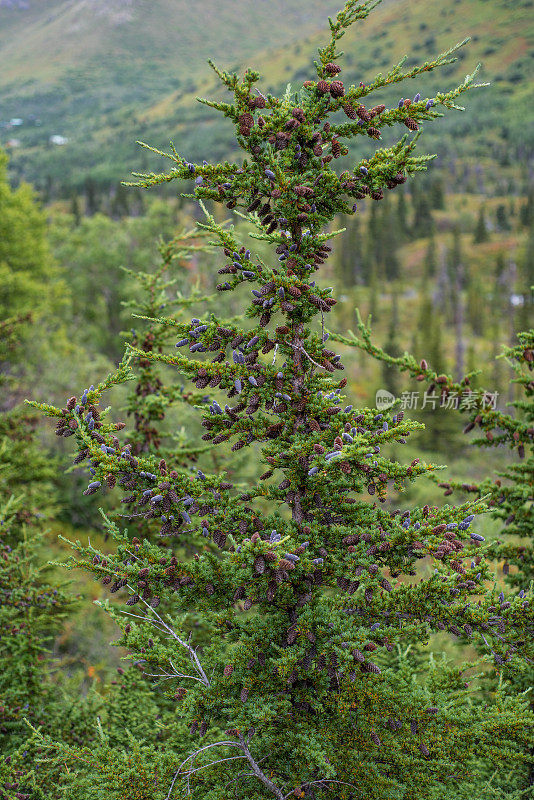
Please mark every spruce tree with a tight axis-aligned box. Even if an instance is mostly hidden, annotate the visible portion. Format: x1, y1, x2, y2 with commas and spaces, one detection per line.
428, 177, 444, 210
520, 187, 533, 228
437, 331, 533, 593
473, 205, 489, 244
337, 214, 364, 286
381, 296, 402, 399
410, 181, 434, 238
395, 189, 409, 241
423, 229, 436, 281
32, 4, 534, 798
439, 333, 534, 795
495, 203, 510, 233
120, 227, 212, 461
0, 315, 74, 795
352, 326, 534, 792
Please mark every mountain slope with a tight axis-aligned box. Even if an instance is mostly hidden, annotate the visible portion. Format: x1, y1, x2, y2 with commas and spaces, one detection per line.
1, 0, 532, 192
0, 0, 341, 92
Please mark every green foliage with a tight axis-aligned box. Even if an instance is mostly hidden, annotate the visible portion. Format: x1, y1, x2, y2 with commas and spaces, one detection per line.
121, 227, 213, 459
0, 151, 62, 323
29, 3, 534, 798
0, 150, 69, 402
473, 205, 489, 244
0, 315, 73, 791
349, 320, 534, 790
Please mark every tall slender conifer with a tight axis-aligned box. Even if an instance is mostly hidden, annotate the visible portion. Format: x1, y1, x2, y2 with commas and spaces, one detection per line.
32, 3, 534, 798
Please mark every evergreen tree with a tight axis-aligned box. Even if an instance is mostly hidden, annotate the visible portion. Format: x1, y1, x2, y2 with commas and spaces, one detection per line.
519, 187, 533, 228
110, 182, 131, 220
366, 200, 381, 279
0, 315, 73, 793
380, 295, 402, 398
51, 213, 137, 360
70, 192, 82, 226
396, 187, 409, 240
0, 147, 77, 432
466, 275, 486, 337
473, 205, 489, 243
495, 203, 510, 232
32, 5, 534, 799
337, 214, 364, 286
448, 224, 464, 285
345, 319, 534, 794
423, 229, 437, 280
84, 177, 100, 216
439, 331, 533, 574
412, 302, 463, 454
429, 177, 444, 210
435, 331, 534, 791
410, 181, 434, 238
366, 198, 401, 281
382, 197, 401, 281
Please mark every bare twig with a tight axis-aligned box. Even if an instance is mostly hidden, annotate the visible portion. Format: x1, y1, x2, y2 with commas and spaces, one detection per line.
125, 586, 211, 687
286, 341, 326, 371
169, 741, 242, 797
180, 755, 248, 778
238, 733, 285, 799
165, 766, 182, 800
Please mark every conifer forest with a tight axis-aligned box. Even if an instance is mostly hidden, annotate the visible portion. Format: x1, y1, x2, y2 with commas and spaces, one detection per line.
1, 1, 534, 798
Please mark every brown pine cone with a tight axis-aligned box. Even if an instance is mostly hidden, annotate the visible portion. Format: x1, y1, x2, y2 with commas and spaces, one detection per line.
329, 80, 345, 97
325, 62, 341, 75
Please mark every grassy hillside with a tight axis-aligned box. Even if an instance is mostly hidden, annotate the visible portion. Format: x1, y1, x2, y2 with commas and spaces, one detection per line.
0, 0, 340, 185
1, 0, 532, 191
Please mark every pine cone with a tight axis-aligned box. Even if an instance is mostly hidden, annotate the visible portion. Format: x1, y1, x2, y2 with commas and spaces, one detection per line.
254, 556, 266, 574
330, 81, 345, 97
325, 62, 341, 75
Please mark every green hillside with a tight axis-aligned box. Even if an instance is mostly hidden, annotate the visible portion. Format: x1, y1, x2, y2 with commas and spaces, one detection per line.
0, 0, 340, 187
0, 0, 343, 89
1, 0, 532, 192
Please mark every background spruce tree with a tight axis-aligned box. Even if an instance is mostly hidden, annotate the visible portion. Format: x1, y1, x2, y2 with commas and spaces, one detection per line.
380, 296, 402, 399
31, 3, 534, 798
343, 319, 534, 792
0, 314, 76, 796
439, 331, 534, 790
120, 228, 213, 461
0, 233, 218, 800
473, 205, 489, 244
